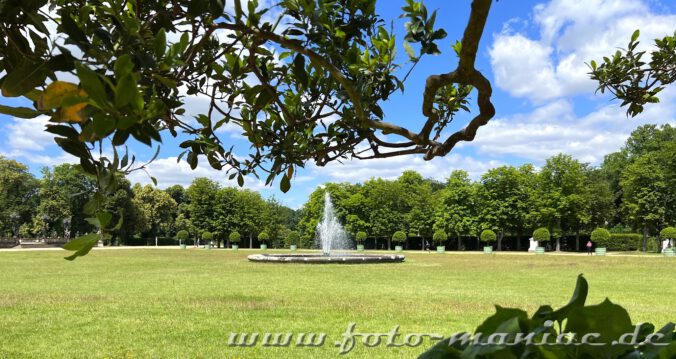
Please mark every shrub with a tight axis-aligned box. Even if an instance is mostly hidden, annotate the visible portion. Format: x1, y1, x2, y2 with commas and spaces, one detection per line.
201, 231, 213, 242
647, 236, 659, 252
597, 233, 641, 251
286, 230, 300, 246
228, 231, 241, 243
176, 230, 189, 243
258, 231, 269, 244
533, 227, 550, 243
418, 274, 676, 358
432, 230, 447, 245
480, 229, 497, 243
355, 231, 367, 244
660, 227, 676, 241
392, 231, 407, 243
590, 228, 611, 246
300, 234, 312, 248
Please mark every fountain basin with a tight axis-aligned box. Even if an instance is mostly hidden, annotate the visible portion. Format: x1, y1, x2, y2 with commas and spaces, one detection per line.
247, 253, 405, 264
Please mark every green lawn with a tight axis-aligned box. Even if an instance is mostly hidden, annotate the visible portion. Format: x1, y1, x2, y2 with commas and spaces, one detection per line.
0, 249, 674, 358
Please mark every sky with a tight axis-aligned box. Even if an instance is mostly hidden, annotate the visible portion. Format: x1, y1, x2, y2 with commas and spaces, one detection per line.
1, 0, 675, 209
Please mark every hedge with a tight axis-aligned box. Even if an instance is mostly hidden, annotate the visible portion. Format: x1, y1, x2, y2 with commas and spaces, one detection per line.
593, 233, 641, 251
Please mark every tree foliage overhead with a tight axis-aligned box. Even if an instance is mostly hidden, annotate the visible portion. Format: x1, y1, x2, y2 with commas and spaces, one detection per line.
590, 30, 676, 117
0, 0, 498, 258
0, 0, 495, 192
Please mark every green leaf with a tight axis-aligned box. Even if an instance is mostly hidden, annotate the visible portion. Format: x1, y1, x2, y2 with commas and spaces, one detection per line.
63, 233, 99, 261
209, 0, 225, 17
96, 211, 113, 228
115, 75, 139, 107
565, 298, 634, 356
417, 336, 464, 359
154, 28, 166, 58
237, 173, 244, 187
1, 60, 48, 97
631, 29, 640, 42
113, 208, 125, 231
114, 54, 134, 79
54, 137, 90, 158
545, 274, 588, 323
403, 41, 416, 59
280, 173, 291, 193
75, 63, 108, 108
234, 0, 243, 21
293, 54, 308, 87
0, 105, 42, 118
46, 125, 79, 139
187, 1, 207, 17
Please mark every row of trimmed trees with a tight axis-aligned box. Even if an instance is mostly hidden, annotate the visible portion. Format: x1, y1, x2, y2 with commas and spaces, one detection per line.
299, 124, 676, 252
375, 226, 676, 251
2, 124, 674, 251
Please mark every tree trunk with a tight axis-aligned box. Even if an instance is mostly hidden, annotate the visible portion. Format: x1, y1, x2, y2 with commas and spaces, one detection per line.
387, 236, 391, 250
575, 230, 580, 252
457, 234, 462, 251
249, 232, 253, 248
642, 227, 649, 252
556, 237, 561, 252
516, 231, 521, 251
497, 231, 503, 251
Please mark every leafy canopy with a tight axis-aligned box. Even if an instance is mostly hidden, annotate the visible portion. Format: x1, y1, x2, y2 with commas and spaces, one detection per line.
590, 228, 611, 243
355, 231, 367, 243
176, 230, 189, 241
0, 0, 497, 259
660, 227, 676, 240
201, 231, 213, 241
0, 0, 495, 191
432, 229, 447, 244
480, 229, 496, 242
590, 30, 676, 117
533, 227, 550, 243
392, 230, 407, 243
228, 231, 241, 243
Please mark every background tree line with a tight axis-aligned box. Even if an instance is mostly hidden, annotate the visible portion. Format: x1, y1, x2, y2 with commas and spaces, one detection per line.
1, 124, 674, 251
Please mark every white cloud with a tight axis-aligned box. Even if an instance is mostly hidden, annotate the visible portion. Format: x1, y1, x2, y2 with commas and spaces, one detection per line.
479, 0, 676, 164
489, 0, 676, 102
0, 116, 78, 166
468, 87, 676, 164
308, 152, 503, 183
126, 155, 267, 191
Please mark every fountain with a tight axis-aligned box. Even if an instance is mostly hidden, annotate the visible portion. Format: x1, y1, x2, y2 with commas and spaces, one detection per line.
248, 192, 405, 264
316, 192, 349, 255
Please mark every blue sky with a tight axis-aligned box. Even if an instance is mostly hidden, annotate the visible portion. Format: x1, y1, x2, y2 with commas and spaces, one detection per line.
1, 0, 675, 209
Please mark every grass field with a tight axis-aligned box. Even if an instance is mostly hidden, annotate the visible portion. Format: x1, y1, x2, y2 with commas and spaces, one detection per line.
0, 249, 674, 358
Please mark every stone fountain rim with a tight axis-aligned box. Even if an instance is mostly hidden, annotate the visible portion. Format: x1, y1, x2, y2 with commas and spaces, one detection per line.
247, 252, 405, 264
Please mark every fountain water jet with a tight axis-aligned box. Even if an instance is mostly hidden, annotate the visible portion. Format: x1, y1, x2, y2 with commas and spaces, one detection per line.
247, 191, 404, 263
316, 192, 349, 256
